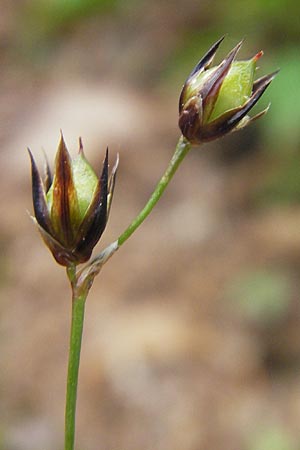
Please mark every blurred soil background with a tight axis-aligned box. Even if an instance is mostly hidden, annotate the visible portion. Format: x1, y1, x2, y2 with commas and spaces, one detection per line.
1, 1, 300, 449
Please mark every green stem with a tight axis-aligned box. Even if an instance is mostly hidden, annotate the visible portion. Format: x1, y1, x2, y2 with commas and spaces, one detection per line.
63, 135, 191, 449
64, 275, 87, 450
117, 135, 191, 247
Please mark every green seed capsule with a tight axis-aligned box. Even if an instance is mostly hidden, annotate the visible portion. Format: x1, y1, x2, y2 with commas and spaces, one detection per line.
178, 38, 276, 144
210, 59, 256, 122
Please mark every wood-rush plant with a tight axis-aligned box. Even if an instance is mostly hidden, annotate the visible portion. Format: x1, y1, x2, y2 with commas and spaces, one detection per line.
28, 37, 277, 450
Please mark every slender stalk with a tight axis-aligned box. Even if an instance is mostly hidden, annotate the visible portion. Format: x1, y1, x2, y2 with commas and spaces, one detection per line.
117, 135, 192, 247
63, 136, 192, 449
64, 269, 87, 450
78, 136, 192, 278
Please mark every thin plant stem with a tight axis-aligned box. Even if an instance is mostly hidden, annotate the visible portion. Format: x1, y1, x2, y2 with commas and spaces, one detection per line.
65, 266, 87, 450
63, 135, 192, 450
78, 135, 192, 277
117, 135, 192, 247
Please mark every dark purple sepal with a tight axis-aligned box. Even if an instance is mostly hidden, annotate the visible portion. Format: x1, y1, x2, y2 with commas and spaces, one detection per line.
224, 73, 276, 130
28, 149, 52, 234
185, 36, 225, 83
178, 100, 202, 144
193, 69, 277, 142
179, 36, 225, 113
252, 70, 279, 93
73, 149, 109, 262
107, 153, 119, 217
201, 41, 242, 123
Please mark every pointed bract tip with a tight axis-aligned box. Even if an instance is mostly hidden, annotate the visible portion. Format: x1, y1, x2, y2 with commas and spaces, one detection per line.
225, 39, 243, 62
27, 148, 40, 174
269, 68, 280, 80
99, 147, 109, 178
185, 36, 226, 82
207, 35, 226, 57
28, 148, 37, 175
78, 137, 84, 154
110, 152, 120, 179
58, 131, 70, 155
59, 129, 65, 143
57, 132, 70, 160
115, 152, 120, 168
212, 35, 226, 50
27, 147, 34, 161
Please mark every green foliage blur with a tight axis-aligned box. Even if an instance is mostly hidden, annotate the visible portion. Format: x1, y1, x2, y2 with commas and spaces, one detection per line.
226, 269, 291, 326
14, 0, 299, 181
249, 426, 297, 450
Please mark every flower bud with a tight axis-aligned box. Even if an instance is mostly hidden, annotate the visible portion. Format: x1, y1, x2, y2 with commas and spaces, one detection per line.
179, 37, 278, 144
29, 134, 118, 266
